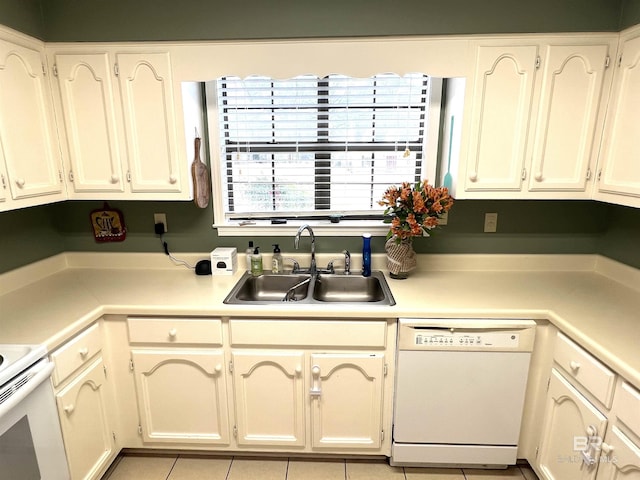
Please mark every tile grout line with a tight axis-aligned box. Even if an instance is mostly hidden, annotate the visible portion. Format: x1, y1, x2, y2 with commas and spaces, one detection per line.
225, 456, 234, 480
164, 456, 179, 480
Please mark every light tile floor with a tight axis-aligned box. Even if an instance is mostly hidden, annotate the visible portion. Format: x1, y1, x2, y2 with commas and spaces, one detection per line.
103, 454, 539, 480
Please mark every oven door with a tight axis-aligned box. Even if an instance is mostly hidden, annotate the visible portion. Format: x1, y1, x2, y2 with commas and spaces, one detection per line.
0, 359, 70, 480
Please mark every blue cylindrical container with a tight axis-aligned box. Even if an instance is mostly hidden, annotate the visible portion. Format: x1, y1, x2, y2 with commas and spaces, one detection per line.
362, 233, 372, 277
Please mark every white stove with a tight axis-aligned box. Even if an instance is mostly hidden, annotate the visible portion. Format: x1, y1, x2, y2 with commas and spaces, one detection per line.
0, 343, 70, 478
0, 344, 47, 386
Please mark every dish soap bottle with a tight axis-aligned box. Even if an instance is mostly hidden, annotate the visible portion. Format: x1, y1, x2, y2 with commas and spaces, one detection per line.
362, 233, 372, 277
271, 244, 283, 274
251, 246, 263, 276
245, 241, 254, 272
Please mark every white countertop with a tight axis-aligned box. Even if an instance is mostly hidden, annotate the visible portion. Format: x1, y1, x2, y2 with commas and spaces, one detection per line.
0, 252, 638, 389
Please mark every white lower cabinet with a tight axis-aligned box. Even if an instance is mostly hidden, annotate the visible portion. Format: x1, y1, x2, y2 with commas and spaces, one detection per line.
310, 353, 384, 450
230, 350, 386, 452
228, 319, 391, 454
120, 317, 393, 454
55, 357, 115, 480
231, 351, 305, 447
51, 322, 116, 480
538, 368, 608, 480
131, 349, 230, 444
126, 317, 229, 445
536, 333, 640, 480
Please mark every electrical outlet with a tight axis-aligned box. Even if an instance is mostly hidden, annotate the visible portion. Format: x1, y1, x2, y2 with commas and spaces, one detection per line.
154, 213, 167, 233
484, 212, 498, 233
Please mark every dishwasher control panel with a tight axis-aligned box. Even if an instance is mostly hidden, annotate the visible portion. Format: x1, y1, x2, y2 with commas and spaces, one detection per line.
412, 330, 520, 349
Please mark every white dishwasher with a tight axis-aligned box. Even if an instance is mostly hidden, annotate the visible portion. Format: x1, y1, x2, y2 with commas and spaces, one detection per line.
391, 318, 536, 468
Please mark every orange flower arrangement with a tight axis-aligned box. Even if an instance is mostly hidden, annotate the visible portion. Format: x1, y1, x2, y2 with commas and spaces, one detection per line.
379, 180, 454, 241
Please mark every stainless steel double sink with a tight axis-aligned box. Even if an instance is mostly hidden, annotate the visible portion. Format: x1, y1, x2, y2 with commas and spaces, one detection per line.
223, 271, 396, 306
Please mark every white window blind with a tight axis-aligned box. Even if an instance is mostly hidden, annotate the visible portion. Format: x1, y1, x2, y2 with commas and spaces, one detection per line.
216, 73, 431, 220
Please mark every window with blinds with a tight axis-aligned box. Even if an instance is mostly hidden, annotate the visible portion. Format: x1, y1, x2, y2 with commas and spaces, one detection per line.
215, 73, 431, 221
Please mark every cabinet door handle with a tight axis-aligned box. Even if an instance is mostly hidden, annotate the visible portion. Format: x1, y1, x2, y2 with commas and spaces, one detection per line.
295, 365, 302, 375
78, 347, 89, 358
534, 173, 543, 182
64, 404, 75, 414
110, 174, 119, 184
15, 178, 26, 188
169, 175, 178, 184
570, 361, 581, 372
310, 365, 321, 397
601, 442, 614, 455
214, 364, 222, 373
468, 173, 478, 182
168, 328, 177, 339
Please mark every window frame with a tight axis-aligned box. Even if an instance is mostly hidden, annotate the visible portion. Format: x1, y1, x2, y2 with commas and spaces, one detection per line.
205, 76, 443, 236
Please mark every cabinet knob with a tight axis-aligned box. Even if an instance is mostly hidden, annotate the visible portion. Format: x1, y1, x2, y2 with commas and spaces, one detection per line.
168, 328, 177, 339
169, 175, 178, 184
311, 365, 321, 376
600, 442, 614, 455
15, 178, 26, 188
295, 365, 302, 374
78, 347, 89, 358
586, 425, 597, 437
110, 174, 119, 184
534, 173, 543, 182
214, 364, 222, 373
64, 404, 75, 414
469, 173, 478, 182
570, 361, 581, 372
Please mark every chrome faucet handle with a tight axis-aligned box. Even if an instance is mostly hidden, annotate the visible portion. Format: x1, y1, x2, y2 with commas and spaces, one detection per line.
342, 250, 351, 275
325, 259, 340, 274
283, 257, 300, 273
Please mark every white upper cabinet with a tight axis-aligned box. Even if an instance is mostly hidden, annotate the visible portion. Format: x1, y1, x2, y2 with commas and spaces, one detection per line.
458, 37, 616, 199
50, 47, 198, 200
595, 30, 640, 207
465, 44, 539, 193
115, 53, 182, 194
54, 53, 124, 193
0, 37, 65, 211
529, 44, 610, 192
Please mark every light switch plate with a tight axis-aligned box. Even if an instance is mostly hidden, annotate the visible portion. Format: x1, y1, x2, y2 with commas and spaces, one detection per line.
484, 212, 498, 233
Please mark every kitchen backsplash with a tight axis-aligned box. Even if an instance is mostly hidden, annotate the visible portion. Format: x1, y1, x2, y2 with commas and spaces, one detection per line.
2, 199, 638, 274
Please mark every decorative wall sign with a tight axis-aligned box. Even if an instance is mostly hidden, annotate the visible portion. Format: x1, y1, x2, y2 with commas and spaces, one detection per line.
90, 202, 126, 242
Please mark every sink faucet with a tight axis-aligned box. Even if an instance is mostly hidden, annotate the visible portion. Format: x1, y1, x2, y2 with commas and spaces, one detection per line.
343, 250, 351, 275
294, 224, 316, 274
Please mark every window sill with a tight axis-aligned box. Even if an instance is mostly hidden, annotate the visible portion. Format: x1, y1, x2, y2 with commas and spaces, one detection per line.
213, 219, 391, 237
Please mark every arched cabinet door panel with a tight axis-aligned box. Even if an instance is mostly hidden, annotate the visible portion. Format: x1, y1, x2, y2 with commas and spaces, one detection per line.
465, 45, 538, 192
231, 350, 306, 447
0, 39, 63, 207
309, 353, 384, 450
54, 53, 125, 194
131, 349, 230, 444
116, 53, 181, 193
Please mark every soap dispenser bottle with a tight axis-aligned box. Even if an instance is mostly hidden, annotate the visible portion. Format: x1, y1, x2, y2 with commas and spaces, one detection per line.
245, 241, 254, 272
362, 233, 372, 277
271, 244, 283, 274
250, 246, 263, 276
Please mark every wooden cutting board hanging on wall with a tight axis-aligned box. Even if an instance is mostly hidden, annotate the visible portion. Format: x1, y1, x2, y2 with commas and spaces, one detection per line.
192, 134, 211, 208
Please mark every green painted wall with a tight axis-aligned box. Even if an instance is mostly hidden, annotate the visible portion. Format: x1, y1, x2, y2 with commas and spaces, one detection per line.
1, 1, 639, 275
47, 198, 607, 257
598, 204, 640, 269
41, 0, 622, 42
0, 0, 43, 38
0, 204, 65, 272
621, 0, 640, 29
